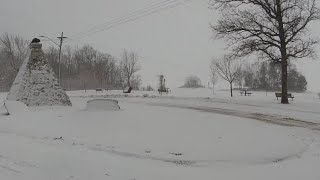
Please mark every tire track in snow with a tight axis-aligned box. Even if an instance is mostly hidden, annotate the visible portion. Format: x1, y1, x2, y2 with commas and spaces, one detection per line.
0, 123, 309, 168
88, 146, 197, 166
0, 128, 196, 167
145, 102, 320, 131
0, 164, 22, 174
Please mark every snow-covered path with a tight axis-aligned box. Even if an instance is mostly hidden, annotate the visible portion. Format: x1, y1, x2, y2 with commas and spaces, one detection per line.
68, 88, 320, 124
121, 98, 320, 130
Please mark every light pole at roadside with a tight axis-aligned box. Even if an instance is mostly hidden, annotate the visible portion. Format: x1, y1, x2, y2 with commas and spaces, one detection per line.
39, 32, 67, 86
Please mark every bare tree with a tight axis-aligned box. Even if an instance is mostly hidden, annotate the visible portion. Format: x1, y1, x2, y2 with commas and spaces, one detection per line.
45, 46, 59, 75
0, 33, 29, 71
234, 69, 245, 89
211, 0, 320, 103
120, 49, 141, 87
0, 33, 29, 90
209, 67, 218, 94
130, 74, 142, 90
61, 46, 76, 89
211, 56, 241, 97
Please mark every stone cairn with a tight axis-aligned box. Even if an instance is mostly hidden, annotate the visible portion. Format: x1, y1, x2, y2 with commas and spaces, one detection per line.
6, 39, 72, 106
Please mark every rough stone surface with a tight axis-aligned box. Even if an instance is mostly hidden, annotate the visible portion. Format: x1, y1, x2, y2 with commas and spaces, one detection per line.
6, 43, 72, 106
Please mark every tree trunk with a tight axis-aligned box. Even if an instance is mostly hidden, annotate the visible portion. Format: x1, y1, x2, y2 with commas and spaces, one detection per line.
276, 0, 289, 104
230, 82, 233, 97
127, 76, 130, 87
281, 58, 289, 104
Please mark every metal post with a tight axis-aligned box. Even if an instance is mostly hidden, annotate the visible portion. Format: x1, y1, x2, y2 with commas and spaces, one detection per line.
57, 32, 67, 86
58, 39, 62, 86
39, 33, 67, 86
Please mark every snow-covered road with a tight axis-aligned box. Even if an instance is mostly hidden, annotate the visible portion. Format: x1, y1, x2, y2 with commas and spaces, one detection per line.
122, 98, 320, 130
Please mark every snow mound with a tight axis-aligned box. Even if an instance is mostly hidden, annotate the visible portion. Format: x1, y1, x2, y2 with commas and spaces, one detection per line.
4, 100, 28, 114
86, 99, 120, 111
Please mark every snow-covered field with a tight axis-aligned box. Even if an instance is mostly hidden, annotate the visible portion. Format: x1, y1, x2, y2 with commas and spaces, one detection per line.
0, 88, 320, 180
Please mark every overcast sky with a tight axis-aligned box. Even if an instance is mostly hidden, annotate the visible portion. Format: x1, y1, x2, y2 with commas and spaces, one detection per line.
0, 0, 319, 91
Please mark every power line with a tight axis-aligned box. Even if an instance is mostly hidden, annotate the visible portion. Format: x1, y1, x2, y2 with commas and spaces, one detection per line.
68, 0, 177, 39
68, 0, 189, 40
67, 0, 192, 42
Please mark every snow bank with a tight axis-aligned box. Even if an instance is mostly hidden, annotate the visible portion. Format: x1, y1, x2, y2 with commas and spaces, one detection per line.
4, 100, 28, 114
86, 99, 120, 111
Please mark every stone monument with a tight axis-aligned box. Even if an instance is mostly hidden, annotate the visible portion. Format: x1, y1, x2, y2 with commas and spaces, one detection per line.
6, 39, 72, 106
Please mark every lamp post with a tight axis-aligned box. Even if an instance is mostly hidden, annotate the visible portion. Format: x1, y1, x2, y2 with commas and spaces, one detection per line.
39, 32, 67, 86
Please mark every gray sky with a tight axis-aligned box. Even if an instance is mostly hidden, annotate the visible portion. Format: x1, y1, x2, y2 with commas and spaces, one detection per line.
0, 0, 319, 91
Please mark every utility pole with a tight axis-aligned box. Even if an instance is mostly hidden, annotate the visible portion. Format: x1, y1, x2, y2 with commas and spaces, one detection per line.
39, 32, 67, 86
57, 32, 67, 86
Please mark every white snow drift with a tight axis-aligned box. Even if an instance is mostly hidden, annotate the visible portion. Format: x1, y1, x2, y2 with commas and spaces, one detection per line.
86, 99, 120, 111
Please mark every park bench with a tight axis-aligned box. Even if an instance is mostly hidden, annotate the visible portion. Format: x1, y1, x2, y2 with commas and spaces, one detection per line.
95, 88, 103, 92
158, 88, 170, 94
275, 92, 294, 101
240, 90, 252, 96
123, 87, 133, 93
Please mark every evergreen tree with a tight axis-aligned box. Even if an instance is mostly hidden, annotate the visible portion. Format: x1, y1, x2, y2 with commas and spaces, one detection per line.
258, 62, 268, 90
288, 65, 307, 92
242, 62, 307, 92
268, 62, 281, 91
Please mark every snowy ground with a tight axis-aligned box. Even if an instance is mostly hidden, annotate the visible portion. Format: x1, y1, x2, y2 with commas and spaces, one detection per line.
0, 88, 320, 180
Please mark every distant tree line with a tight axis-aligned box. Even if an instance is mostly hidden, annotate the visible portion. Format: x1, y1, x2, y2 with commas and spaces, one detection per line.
0, 33, 142, 91
45, 46, 141, 91
237, 62, 307, 92
180, 75, 204, 88
209, 56, 307, 96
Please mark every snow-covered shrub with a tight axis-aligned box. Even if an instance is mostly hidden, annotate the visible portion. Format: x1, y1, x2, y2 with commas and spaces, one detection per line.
143, 94, 149, 98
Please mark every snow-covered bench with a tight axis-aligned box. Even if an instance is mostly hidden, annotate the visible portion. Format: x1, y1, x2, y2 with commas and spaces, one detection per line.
123, 87, 132, 93
86, 99, 120, 111
158, 88, 169, 94
275, 92, 294, 101
95, 88, 103, 92
240, 90, 252, 96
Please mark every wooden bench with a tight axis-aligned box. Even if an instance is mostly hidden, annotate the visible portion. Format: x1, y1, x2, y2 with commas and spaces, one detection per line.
158, 88, 169, 94
240, 90, 252, 96
95, 88, 103, 92
275, 92, 294, 101
123, 87, 133, 93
